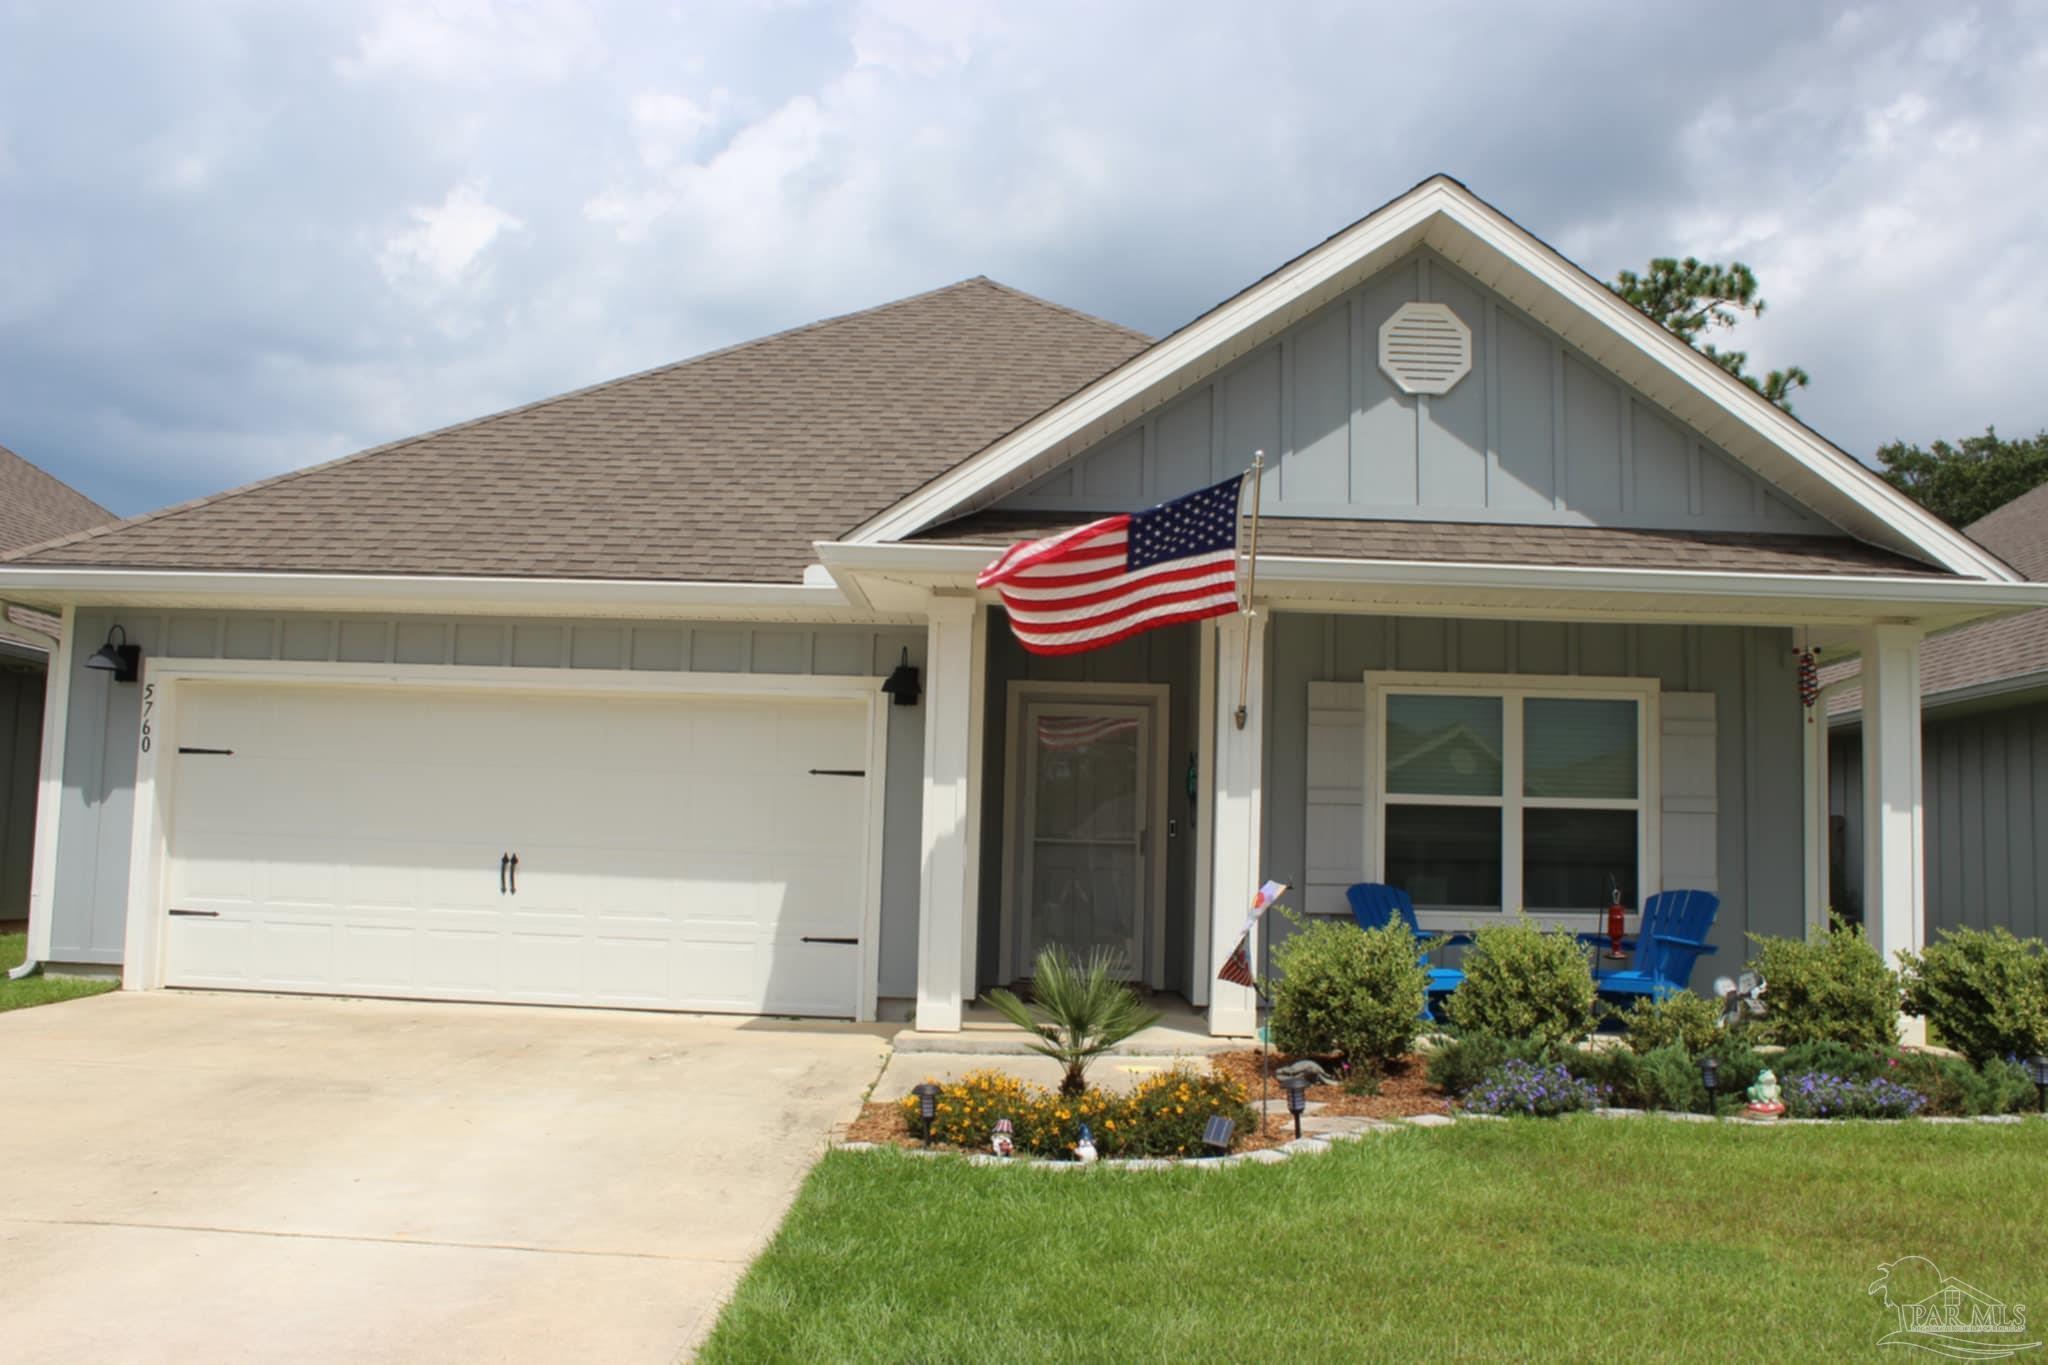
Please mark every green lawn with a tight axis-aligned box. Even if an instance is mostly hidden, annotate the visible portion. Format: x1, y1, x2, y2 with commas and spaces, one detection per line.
0, 932, 118, 1012
703, 1119, 2048, 1362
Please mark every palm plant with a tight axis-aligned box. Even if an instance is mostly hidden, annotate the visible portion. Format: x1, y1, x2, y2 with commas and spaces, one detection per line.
985, 945, 1163, 1096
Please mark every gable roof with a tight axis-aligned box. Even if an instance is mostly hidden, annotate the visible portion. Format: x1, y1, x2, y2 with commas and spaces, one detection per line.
850, 176, 2013, 583
1829, 481, 2048, 715
0, 444, 112, 556
2, 280, 1149, 585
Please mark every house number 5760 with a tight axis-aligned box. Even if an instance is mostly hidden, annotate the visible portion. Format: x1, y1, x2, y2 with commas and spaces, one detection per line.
139, 682, 155, 754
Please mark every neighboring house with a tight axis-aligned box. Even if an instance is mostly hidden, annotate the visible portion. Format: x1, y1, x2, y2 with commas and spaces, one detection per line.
0, 445, 115, 927
1, 176, 2039, 1035
1828, 481, 2048, 940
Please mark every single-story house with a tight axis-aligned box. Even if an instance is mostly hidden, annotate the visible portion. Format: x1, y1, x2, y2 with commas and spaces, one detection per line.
1828, 480, 2048, 940
3, 175, 2041, 1035
0, 445, 113, 929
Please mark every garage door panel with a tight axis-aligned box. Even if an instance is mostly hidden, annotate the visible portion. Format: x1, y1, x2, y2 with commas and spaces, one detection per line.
164, 682, 871, 1017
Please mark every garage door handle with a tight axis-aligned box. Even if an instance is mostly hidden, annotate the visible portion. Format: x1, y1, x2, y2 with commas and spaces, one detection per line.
168, 908, 219, 918
808, 769, 866, 778
508, 853, 518, 895
802, 936, 858, 945
499, 853, 509, 895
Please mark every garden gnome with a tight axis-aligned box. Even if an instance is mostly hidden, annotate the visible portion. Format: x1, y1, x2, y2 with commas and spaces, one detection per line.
1744, 1068, 1785, 1119
1074, 1124, 1098, 1164
991, 1118, 1015, 1159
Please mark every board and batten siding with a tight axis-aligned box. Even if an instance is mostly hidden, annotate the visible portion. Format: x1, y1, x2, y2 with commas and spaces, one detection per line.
1265, 612, 1807, 987
1830, 700, 2048, 941
997, 248, 1827, 535
49, 607, 927, 998
0, 657, 46, 922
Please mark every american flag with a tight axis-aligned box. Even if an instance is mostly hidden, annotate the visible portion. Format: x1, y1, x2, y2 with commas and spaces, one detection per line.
1034, 714, 1141, 751
976, 475, 1245, 656
1216, 881, 1288, 990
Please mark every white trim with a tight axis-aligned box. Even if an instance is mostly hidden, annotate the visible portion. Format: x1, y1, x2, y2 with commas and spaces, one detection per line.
1860, 624, 1926, 1043
1363, 670, 1660, 916
22, 605, 75, 969
997, 681, 1170, 989
848, 177, 2012, 583
1207, 611, 1265, 1036
116, 657, 892, 1021
915, 594, 979, 1031
1190, 618, 1217, 1009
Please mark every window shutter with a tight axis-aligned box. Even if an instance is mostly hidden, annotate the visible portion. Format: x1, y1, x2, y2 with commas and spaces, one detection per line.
1658, 692, 1718, 894
1304, 681, 1366, 917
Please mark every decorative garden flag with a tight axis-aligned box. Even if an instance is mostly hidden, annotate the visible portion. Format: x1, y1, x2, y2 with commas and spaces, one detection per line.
976, 475, 1245, 656
1216, 880, 1288, 987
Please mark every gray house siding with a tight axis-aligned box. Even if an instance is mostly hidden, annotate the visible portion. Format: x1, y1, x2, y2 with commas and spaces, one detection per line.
974, 615, 1197, 998
998, 248, 1828, 535
0, 656, 45, 923
1831, 701, 2048, 940
48, 607, 927, 995
1263, 612, 1807, 985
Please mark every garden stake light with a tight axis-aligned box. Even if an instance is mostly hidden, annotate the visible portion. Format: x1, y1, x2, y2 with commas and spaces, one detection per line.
912, 1082, 940, 1146
1280, 1073, 1309, 1140
1700, 1056, 1721, 1117
2028, 1057, 2048, 1115
1202, 1115, 1235, 1156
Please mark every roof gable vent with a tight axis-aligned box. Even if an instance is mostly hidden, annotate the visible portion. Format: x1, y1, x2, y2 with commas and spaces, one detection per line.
1378, 302, 1472, 395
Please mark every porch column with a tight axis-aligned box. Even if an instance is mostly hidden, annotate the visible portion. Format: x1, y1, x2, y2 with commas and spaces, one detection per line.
21, 605, 74, 971
1208, 609, 1266, 1037
915, 593, 982, 1032
1859, 623, 1925, 1043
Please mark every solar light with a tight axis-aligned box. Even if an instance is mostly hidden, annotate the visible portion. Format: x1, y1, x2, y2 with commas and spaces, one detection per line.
2026, 1056, 2048, 1115
1202, 1114, 1235, 1156
82, 624, 140, 683
1699, 1056, 1721, 1117
1279, 1072, 1310, 1140
911, 1081, 940, 1146
880, 648, 922, 707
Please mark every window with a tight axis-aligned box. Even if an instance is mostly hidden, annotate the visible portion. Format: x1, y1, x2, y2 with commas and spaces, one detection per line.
1369, 676, 1656, 916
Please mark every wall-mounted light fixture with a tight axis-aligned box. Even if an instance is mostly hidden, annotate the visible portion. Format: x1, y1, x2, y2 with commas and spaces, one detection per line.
82, 624, 140, 683
880, 647, 922, 707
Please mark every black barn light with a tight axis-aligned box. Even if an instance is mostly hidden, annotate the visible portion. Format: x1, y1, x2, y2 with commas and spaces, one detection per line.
83, 624, 140, 683
880, 648, 922, 707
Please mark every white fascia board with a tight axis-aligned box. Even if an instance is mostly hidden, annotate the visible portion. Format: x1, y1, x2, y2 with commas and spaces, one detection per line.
849, 177, 2011, 584
0, 566, 907, 622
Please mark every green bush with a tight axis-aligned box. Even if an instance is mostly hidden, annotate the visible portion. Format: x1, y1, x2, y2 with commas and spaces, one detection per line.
1899, 927, 2048, 1065
1635, 1044, 1708, 1111
1425, 1031, 1551, 1096
1443, 918, 1597, 1048
1698, 1036, 1766, 1095
1775, 1040, 1887, 1084
1891, 1053, 2038, 1117
1114, 1067, 1259, 1157
1621, 992, 1723, 1055
1268, 915, 1426, 1072
1749, 921, 1901, 1051
1562, 1045, 1642, 1107
984, 945, 1162, 1095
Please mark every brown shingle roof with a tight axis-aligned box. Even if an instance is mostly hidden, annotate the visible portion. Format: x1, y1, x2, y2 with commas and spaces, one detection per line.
912, 511, 1946, 577
3, 280, 1151, 584
0, 445, 112, 556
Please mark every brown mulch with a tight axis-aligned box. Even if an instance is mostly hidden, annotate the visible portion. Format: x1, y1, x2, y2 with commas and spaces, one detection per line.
839, 1100, 1300, 1157
1208, 1049, 1452, 1119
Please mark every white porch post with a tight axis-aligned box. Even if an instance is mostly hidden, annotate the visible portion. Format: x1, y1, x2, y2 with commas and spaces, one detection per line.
915, 593, 981, 1032
22, 605, 75, 970
1208, 610, 1265, 1037
1859, 623, 1925, 1043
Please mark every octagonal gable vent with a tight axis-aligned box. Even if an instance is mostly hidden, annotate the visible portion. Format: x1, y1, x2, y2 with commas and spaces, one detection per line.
1378, 302, 1472, 395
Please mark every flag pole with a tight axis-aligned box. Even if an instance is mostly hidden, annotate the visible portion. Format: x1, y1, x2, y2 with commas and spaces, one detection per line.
1234, 450, 1264, 731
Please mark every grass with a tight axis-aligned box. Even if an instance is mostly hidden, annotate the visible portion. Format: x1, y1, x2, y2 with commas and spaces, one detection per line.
0, 931, 118, 1012
703, 1118, 2048, 1362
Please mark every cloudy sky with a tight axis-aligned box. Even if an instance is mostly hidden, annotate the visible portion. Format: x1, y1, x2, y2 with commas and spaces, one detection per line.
3, 0, 2044, 517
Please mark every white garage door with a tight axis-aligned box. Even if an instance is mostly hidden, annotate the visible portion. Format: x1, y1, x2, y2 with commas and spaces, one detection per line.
162, 681, 875, 1017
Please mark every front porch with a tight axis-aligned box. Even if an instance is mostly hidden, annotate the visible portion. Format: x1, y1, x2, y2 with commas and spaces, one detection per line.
907, 588, 1940, 1040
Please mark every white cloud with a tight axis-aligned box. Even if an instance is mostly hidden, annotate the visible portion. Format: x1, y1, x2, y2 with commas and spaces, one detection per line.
338, 0, 602, 85
377, 182, 523, 295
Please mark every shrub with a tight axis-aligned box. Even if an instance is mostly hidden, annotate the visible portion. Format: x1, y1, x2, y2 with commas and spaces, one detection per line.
1775, 1039, 1887, 1084
1267, 915, 1426, 1072
1749, 921, 1902, 1051
1461, 1060, 1601, 1116
1891, 1053, 2038, 1117
1621, 992, 1723, 1055
985, 945, 1162, 1095
1118, 1067, 1257, 1157
1698, 1036, 1766, 1095
899, 1068, 1047, 1149
1443, 918, 1598, 1048
1635, 1043, 1709, 1112
1783, 1072, 1926, 1119
1562, 1045, 1641, 1107
1899, 926, 2048, 1065
1426, 1031, 1552, 1096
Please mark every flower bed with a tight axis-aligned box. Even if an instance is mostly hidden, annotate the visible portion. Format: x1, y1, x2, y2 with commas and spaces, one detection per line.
875, 1064, 1261, 1159
1206, 1050, 1451, 1119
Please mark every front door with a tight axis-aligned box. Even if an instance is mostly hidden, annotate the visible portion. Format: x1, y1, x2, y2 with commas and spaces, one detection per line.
1016, 701, 1150, 977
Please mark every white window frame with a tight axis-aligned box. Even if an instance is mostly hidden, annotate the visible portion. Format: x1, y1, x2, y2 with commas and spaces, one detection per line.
1364, 671, 1661, 926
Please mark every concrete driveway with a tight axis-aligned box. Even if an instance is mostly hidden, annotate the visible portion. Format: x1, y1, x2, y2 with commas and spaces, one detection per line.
0, 991, 889, 1364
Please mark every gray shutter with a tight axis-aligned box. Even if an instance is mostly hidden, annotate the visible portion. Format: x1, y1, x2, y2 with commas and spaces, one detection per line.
1659, 692, 1718, 894
1304, 681, 1366, 917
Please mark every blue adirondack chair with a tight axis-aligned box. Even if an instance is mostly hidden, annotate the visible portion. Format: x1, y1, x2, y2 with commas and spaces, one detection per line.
1576, 889, 1721, 1003
1347, 883, 1467, 1019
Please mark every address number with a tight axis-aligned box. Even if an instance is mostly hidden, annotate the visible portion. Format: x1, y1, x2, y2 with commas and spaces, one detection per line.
139, 681, 155, 753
